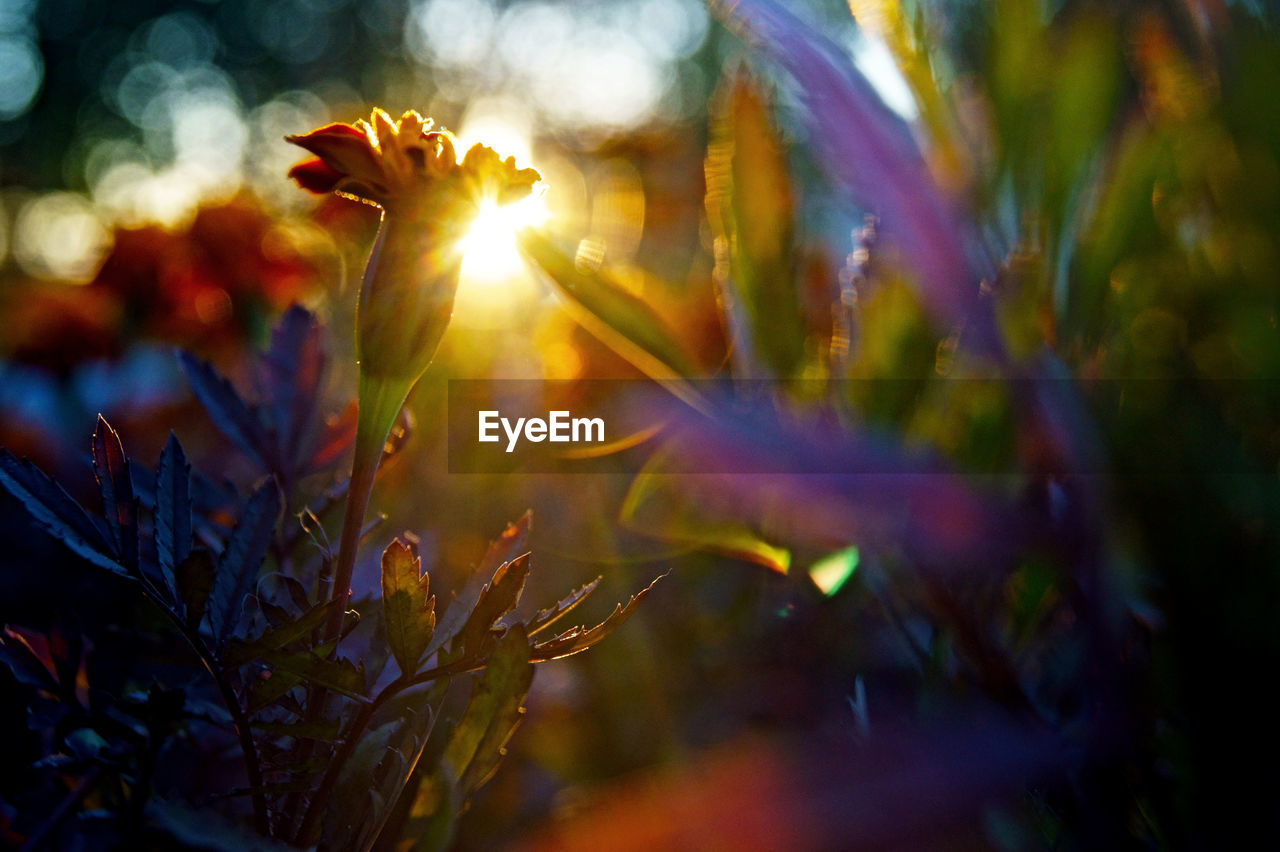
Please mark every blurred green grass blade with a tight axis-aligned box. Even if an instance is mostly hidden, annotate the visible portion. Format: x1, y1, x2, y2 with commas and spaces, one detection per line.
519, 230, 708, 413
620, 450, 791, 575
706, 74, 807, 378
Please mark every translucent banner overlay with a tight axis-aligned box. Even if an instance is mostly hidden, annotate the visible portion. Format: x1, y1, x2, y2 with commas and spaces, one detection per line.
446, 379, 1280, 475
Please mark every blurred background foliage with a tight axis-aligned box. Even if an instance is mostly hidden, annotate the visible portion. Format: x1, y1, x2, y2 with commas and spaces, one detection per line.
3, 0, 1280, 848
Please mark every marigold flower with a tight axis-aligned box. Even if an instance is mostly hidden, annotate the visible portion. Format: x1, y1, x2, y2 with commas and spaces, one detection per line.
286, 108, 539, 382
286, 109, 542, 644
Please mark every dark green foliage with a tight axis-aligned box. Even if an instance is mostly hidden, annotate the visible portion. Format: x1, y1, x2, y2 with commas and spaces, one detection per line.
0, 307, 655, 850
155, 433, 193, 598
208, 479, 283, 649
0, 452, 123, 576
92, 415, 139, 572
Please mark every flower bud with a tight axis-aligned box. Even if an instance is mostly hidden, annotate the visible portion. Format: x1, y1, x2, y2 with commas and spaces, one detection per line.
286, 108, 540, 383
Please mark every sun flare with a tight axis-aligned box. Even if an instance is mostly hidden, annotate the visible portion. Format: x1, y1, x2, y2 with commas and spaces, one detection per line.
459, 193, 549, 284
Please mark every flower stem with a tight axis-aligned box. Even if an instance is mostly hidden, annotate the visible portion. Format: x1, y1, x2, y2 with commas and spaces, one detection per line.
323, 371, 412, 644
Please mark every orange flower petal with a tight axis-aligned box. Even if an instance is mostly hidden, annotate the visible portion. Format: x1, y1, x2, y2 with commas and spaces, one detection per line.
287, 157, 345, 194
286, 122, 386, 195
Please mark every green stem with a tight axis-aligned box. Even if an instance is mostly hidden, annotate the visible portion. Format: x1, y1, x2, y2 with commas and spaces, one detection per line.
285, 372, 410, 840
322, 371, 412, 644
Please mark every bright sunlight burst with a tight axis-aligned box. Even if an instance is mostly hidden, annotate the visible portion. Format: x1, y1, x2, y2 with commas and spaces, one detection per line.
453, 192, 550, 326
459, 194, 549, 282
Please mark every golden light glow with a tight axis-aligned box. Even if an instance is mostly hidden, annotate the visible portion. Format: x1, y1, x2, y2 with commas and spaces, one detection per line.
460, 194, 549, 280
453, 193, 549, 326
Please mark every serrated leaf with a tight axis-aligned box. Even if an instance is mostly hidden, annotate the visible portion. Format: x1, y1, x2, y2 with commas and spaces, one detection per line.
178, 350, 270, 468
531, 574, 664, 662
176, 548, 216, 631
381, 538, 436, 676
246, 668, 303, 714
249, 718, 341, 742
261, 646, 366, 703
92, 415, 139, 571
521, 576, 602, 637
443, 625, 534, 796
155, 433, 193, 599
426, 513, 530, 661
209, 479, 283, 649
222, 599, 343, 668
457, 554, 531, 659
0, 451, 125, 577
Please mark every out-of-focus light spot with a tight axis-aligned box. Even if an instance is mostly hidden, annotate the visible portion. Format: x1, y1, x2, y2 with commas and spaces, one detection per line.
590, 159, 646, 262
540, 339, 583, 380
454, 194, 549, 327
91, 71, 247, 227
251, 1, 332, 65
456, 98, 534, 168
13, 193, 112, 283
406, 0, 496, 67
0, 35, 43, 120
194, 287, 233, 325
0, 196, 8, 265
83, 139, 149, 195
144, 12, 218, 70
808, 546, 860, 596
625, 0, 709, 62
114, 61, 180, 125
494, 2, 672, 130
497, 2, 571, 72
536, 34, 663, 128
247, 91, 329, 204
93, 162, 206, 228
172, 91, 248, 181
851, 34, 918, 121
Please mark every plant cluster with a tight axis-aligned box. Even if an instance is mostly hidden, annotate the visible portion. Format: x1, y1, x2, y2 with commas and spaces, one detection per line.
0, 113, 655, 849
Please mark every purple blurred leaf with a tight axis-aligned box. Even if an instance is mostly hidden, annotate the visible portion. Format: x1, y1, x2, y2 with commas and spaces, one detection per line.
621, 389, 1033, 576
710, 0, 1002, 357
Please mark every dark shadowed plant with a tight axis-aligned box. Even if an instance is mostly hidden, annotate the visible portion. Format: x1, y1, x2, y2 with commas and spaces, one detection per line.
0, 110, 658, 851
